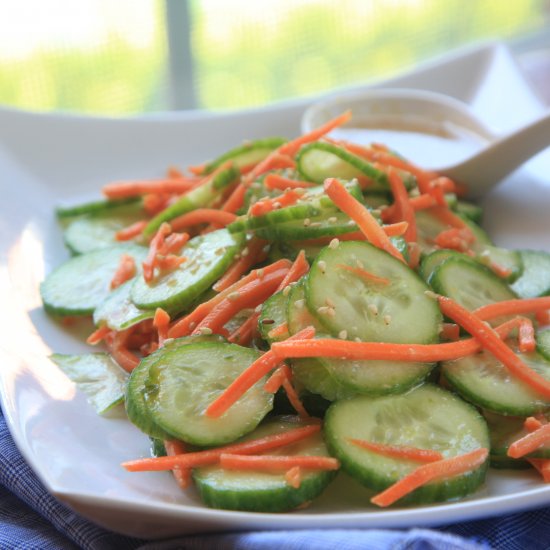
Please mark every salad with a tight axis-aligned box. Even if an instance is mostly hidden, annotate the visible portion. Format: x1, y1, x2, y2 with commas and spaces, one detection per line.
41, 111, 550, 512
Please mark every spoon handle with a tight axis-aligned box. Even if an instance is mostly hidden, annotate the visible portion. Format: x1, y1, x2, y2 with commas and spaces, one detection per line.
444, 110, 550, 198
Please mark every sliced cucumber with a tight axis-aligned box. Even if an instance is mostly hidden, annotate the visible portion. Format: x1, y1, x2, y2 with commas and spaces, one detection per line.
63, 202, 145, 255
258, 290, 289, 343
511, 249, 550, 298
203, 137, 287, 174
51, 353, 127, 415
442, 348, 550, 416
55, 197, 140, 219
537, 327, 550, 359
306, 241, 441, 344
429, 256, 517, 311
130, 229, 243, 314
193, 416, 336, 512
419, 249, 464, 284
146, 341, 273, 446
93, 279, 154, 331
296, 142, 387, 190
324, 384, 489, 504
41, 243, 148, 316
455, 200, 483, 224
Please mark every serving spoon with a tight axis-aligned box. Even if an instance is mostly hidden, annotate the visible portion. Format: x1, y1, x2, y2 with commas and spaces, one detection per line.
301, 88, 550, 199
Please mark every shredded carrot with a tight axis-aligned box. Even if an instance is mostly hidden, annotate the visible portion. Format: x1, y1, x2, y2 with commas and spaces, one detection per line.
536, 309, 550, 326
249, 189, 304, 217
192, 268, 288, 335
158, 232, 189, 255
122, 423, 321, 471
213, 238, 268, 292
278, 250, 310, 290
507, 423, 550, 459
337, 263, 390, 286
441, 323, 460, 342
370, 448, 488, 507
187, 163, 206, 176
110, 254, 137, 290
487, 261, 513, 280
167, 166, 184, 179
267, 322, 290, 341
285, 466, 302, 488
155, 254, 186, 272
153, 308, 170, 348
381, 194, 437, 222
524, 416, 544, 432
386, 169, 416, 242
163, 439, 191, 489
86, 325, 111, 345
142, 193, 172, 215
106, 329, 140, 373
324, 178, 405, 262
279, 111, 352, 158
142, 222, 172, 283
244, 153, 297, 185
206, 326, 315, 418
219, 183, 247, 214
264, 365, 289, 393
115, 220, 148, 241
278, 366, 310, 419
218, 453, 340, 471
170, 208, 237, 232
430, 205, 471, 231
438, 295, 550, 399
434, 227, 475, 252
527, 458, 550, 482
474, 297, 550, 321
264, 173, 316, 190
348, 439, 444, 462
407, 241, 421, 270
167, 259, 291, 338
102, 178, 198, 199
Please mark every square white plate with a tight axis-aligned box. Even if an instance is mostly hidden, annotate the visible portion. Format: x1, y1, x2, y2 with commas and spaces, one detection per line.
1, 41, 550, 538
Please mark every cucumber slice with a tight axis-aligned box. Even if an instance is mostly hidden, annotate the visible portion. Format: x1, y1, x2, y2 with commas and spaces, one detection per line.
125, 335, 223, 439
40, 243, 148, 316
51, 353, 127, 415
56, 197, 140, 219
442, 348, 550, 416
306, 241, 441, 344
63, 202, 145, 255
429, 256, 517, 311
193, 416, 336, 512
537, 327, 550, 360
130, 229, 243, 314
258, 290, 289, 343
455, 200, 483, 224
296, 142, 387, 190
419, 249, 464, 284
93, 279, 154, 331
203, 137, 287, 174
144, 165, 240, 236
511, 249, 550, 298
324, 384, 489, 504
146, 341, 273, 446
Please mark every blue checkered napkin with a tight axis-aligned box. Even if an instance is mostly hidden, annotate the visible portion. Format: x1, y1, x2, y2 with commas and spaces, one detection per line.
1, 403, 549, 550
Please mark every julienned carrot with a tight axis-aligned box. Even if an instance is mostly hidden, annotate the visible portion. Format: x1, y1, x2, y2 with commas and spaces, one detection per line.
285, 466, 302, 488
507, 423, 550, 458
142, 223, 172, 283
279, 110, 352, 158
264, 173, 316, 190
213, 238, 268, 292
527, 458, 550, 482
192, 268, 288, 335
167, 258, 291, 338
163, 439, 191, 489
429, 205, 470, 231
278, 250, 309, 290
438, 295, 550, 399
434, 227, 475, 252
218, 453, 340, 471
348, 439, 444, 462
324, 178, 405, 262
110, 254, 137, 290
219, 183, 247, 214
441, 323, 460, 342
102, 178, 198, 199
267, 322, 290, 341
386, 169, 417, 242
115, 220, 148, 241
264, 365, 289, 393
474, 297, 550, 321
278, 366, 310, 419
206, 326, 316, 418
122, 423, 321, 471
170, 208, 237, 232
105, 329, 140, 372
336, 263, 390, 285
370, 448, 488, 507
249, 189, 304, 217
524, 416, 544, 432
153, 308, 170, 347
244, 153, 297, 186
381, 194, 438, 223
86, 325, 111, 345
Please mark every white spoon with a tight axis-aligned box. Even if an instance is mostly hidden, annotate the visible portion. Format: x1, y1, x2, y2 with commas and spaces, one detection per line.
301, 88, 550, 199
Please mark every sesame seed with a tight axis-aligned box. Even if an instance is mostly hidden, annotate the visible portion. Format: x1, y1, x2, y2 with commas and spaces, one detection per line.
189, 321, 196, 330
199, 327, 213, 335
295, 299, 305, 309
424, 290, 438, 300
338, 330, 348, 339
354, 337, 362, 343
356, 259, 365, 269
383, 314, 392, 325
282, 285, 291, 297
273, 201, 282, 209
328, 217, 338, 223
329, 238, 340, 249
325, 297, 336, 307
255, 305, 263, 313
318, 260, 327, 273
310, 222, 321, 227
303, 218, 311, 227
241, 247, 249, 257
317, 306, 330, 315
227, 291, 241, 301
371, 209, 382, 216
256, 268, 265, 279
368, 304, 379, 315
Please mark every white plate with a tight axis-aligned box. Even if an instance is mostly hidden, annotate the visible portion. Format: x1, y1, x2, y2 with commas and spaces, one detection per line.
1, 41, 550, 539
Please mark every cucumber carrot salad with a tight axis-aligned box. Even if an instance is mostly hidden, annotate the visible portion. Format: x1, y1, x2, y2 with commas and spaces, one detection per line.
42, 111, 550, 512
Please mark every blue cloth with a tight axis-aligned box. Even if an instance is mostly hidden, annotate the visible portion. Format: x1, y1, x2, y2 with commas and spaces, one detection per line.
1, 406, 549, 550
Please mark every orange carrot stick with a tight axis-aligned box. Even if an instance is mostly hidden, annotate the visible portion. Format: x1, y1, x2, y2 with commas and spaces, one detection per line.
219, 183, 247, 214
110, 254, 137, 290
264, 173, 316, 190
507, 423, 550, 458
324, 178, 405, 262
370, 448, 488, 507
142, 222, 172, 283
285, 466, 302, 488
249, 189, 304, 217
524, 416, 544, 432
163, 439, 191, 489
206, 326, 315, 418
441, 323, 460, 342
213, 238, 268, 292
336, 263, 390, 285
264, 365, 288, 393
122, 423, 321, 471
153, 308, 170, 348
474, 297, 550, 321
278, 250, 309, 290
170, 209, 237, 232
267, 322, 290, 341
348, 439, 444, 462
86, 325, 112, 345
219, 453, 340, 471
281, 373, 310, 419
386, 169, 416, 242
527, 458, 550, 482
115, 220, 148, 241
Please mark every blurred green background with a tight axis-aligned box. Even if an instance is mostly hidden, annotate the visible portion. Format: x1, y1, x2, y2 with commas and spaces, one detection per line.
0, 0, 547, 115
